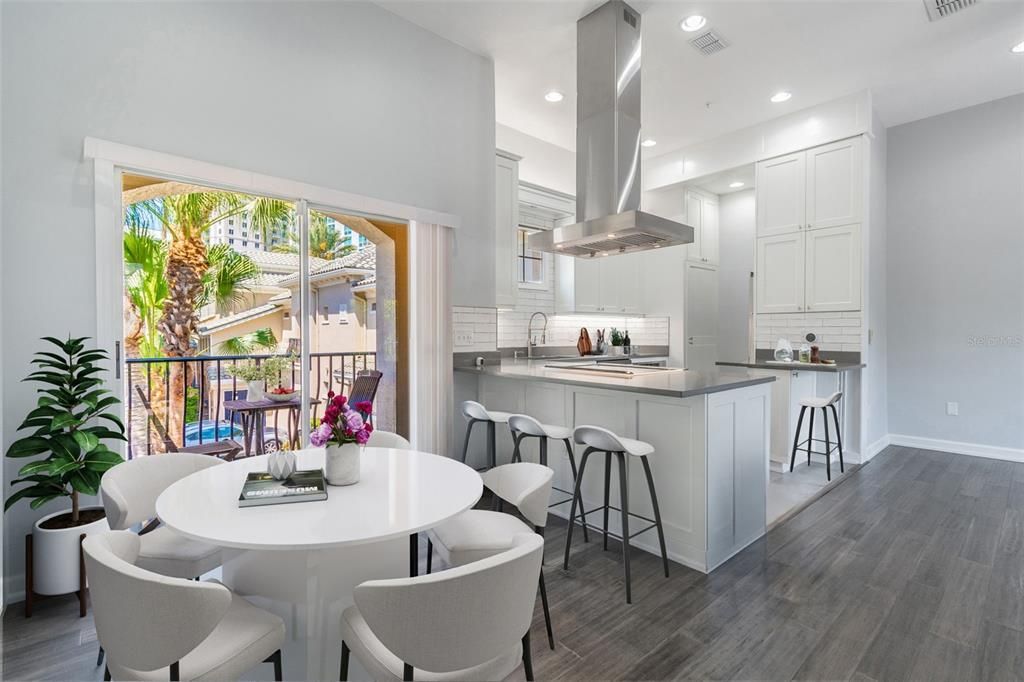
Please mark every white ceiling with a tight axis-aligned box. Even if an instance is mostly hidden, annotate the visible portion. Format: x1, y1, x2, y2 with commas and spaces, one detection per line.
380, 0, 1024, 156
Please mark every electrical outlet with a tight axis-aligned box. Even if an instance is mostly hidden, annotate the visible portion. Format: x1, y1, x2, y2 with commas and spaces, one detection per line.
455, 331, 474, 347
946, 402, 959, 416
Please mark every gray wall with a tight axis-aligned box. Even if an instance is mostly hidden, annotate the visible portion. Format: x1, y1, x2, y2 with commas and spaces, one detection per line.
887, 93, 1024, 450
717, 190, 756, 363
1, 0, 495, 600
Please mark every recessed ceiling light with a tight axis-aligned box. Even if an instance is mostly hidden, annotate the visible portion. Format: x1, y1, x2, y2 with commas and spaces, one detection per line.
641, 138, 657, 148
770, 91, 792, 103
680, 15, 707, 32
729, 181, 745, 189
1012, 41, 1024, 54
544, 90, 564, 103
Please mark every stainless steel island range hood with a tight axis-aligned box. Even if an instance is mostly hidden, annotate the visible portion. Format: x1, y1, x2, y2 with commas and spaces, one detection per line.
529, 0, 694, 258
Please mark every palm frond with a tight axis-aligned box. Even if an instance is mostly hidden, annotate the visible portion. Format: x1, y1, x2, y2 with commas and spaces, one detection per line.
198, 245, 260, 313
218, 328, 278, 355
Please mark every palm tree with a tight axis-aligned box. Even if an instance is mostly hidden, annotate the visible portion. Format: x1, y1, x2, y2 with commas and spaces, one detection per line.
219, 328, 278, 355
272, 212, 355, 260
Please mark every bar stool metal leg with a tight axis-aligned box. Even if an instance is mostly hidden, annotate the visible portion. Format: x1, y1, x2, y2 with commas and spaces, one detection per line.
640, 455, 670, 578
460, 419, 478, 464
823, 407, 832, 481
487, 421, 497, 469
790, 406, 806, 473
616, 452, 632, 604
563, 439, 589, 543
831, 404, 845, 472
563, 448, 596, 570
602, 452, 612, 551
806, 407, 815, 466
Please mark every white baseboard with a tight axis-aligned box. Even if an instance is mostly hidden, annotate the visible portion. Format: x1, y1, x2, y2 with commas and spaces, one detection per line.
888, 434, 1024, 464
864, 434, 891, 462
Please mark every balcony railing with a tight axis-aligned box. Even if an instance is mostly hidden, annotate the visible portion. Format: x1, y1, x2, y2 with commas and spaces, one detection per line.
125, 351, 376, 459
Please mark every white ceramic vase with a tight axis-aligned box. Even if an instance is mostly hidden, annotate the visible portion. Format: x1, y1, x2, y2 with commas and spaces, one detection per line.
325, 443, 361, 486
267, 450, 297, 480
32, 506, 109, 596
247, 379, 266, 401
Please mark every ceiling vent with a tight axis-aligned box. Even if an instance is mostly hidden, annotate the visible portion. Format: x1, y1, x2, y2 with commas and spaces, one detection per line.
689, 29, 729, 56
923, 0, 978, 21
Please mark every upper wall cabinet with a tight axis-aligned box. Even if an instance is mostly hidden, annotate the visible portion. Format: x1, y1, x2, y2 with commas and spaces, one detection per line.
805, 224, 862, 312
806, 138, 863, 230
556, 252, 644, 314
756, 152, 806, 236
494, 150, 522, 307
756, 137, 863, 237
684, 190, 719, 266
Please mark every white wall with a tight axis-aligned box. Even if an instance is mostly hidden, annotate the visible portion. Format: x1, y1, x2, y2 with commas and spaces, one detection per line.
887, 93, 1024, 452
496, 124, 574, 196
717, 190, 755, 363
1, 0, 495, 601
864, 119, 888, 455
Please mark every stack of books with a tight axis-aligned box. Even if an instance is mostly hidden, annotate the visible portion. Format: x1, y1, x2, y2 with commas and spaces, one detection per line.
238, 469, 328, 507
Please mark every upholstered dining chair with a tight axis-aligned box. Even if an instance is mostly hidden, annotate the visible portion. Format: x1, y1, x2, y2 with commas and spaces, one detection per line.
100, 453, 224, 580
339, 532, 544, 681
83, 531, 285, 682
425, 462, 556, 650
367, 430, 412, 449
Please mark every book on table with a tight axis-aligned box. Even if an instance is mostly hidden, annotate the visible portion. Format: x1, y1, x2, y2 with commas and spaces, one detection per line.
238, 469, 328, 507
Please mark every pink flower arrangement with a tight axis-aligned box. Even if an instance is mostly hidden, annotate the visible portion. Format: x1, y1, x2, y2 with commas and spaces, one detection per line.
310, 391, 373, 447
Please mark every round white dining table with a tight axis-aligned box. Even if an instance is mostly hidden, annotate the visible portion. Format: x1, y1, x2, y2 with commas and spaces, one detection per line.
156, 447, 482, 681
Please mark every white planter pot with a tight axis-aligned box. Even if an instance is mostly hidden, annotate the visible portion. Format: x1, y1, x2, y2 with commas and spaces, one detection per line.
325, 443, 361, 486
247, 379, 266, 401
32, 506, 109, 596
267, 450, 297, 480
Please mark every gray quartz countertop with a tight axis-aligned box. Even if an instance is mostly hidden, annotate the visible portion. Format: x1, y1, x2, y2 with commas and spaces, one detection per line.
716, 360, 865, 373
456, 360, 775, 399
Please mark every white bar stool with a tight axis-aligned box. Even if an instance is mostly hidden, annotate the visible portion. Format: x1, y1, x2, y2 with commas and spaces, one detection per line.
790, 391, 844, 481
507, 414, 590, 543
459, 400, 513, 470
562, 426, 670, 604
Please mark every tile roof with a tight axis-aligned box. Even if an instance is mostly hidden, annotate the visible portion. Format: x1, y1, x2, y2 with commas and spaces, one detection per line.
237, 249, 329, 273
352, 275, 376, 291
277, 245, 376, 287
197, 303, 283, 334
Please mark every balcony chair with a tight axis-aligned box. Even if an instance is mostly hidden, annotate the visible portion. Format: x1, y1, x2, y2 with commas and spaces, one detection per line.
135, 386, 242, 460
84, 531, 284, 682
339, 533, 543, 681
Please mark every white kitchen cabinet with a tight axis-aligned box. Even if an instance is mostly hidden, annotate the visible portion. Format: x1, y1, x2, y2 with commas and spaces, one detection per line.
555, 252, 644, 314
805, 224, 861, 312
494, 150, 521, 307
756, 233, 805, 313
684, 190, 719, 265
756, 152, 806, 236
806, 138, 862, 230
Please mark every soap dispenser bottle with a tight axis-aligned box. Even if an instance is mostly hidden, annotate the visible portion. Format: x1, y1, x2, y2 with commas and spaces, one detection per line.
623, 330, 632, 356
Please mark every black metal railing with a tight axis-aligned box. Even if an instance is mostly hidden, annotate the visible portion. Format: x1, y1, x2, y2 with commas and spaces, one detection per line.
125, 351, 376, 459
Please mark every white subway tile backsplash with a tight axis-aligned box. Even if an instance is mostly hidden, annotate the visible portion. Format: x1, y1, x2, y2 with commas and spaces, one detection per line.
755, 310, 863, 353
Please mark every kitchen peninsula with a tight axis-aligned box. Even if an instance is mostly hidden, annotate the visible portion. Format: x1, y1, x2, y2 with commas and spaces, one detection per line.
455, 359, 775, 572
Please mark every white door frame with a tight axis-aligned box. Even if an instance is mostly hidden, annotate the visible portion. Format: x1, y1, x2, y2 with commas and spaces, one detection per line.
85, 137, 458, 453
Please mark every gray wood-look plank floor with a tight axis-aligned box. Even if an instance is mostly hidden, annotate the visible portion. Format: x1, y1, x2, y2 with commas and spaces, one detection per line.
4, 445, 1024, 681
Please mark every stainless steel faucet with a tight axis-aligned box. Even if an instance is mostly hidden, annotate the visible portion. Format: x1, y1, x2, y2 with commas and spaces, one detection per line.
527, 312, 548, 359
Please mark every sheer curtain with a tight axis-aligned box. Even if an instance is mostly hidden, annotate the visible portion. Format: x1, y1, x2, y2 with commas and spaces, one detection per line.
407, 221, 454, 455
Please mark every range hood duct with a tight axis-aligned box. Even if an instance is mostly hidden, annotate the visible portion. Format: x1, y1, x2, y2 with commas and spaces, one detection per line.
529, 0, 694, 258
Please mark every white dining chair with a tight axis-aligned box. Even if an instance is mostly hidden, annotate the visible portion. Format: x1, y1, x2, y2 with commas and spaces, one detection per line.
83, 531, 285, 681
101, 453, 224, 579
339, 532, 544, 681
367, 430, 412, 449
425, 462, 556, 650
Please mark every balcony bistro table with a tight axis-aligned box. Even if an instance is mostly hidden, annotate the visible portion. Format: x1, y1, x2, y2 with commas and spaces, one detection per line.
155, 447, 482, 681
222, 396, 320, 456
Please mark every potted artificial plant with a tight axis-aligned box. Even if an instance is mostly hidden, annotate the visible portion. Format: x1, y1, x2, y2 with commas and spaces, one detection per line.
609, 328, 625, 356
5, 336, 125, 599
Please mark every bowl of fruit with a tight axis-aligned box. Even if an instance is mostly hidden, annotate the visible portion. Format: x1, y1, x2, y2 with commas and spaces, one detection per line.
266, 385, 300, 402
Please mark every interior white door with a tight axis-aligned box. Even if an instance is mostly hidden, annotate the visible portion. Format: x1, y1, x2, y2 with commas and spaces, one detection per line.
805, 223, 862, 312
684, 262, 718, 370
756, 152, 806, 236
574, 258, 602, 312
494, 152, 519, 307
806, 138, 862, 231
756, 233, 805, 313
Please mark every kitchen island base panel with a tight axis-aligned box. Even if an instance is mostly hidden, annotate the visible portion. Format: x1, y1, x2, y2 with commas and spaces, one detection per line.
221, 539, 406, 681
474, 373, 771, 574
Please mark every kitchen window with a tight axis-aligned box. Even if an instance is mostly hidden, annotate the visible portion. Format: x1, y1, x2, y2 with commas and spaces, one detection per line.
517, 227, 547, 288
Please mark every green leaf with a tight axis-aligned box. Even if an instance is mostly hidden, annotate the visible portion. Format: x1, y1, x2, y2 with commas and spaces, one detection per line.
25, 372, 69, 388
18, 416, 57, 431
6, 436, 51, 458
69, 469, 100, 495
73, 431, 99, 454
51, 458, 84, 477
25, 405, 59, 421
34, 351, 72, 367
5, 487, 37, 511
49, 433, 80, 460
17, 460, 53, 477
79, 426, 127, 442
50, 412, 82, 431
84, 449, 124, 472
29, 495, 61, 510
41, 336, 73, 352
100, 413, 126, 431
37, 396, 58, 407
